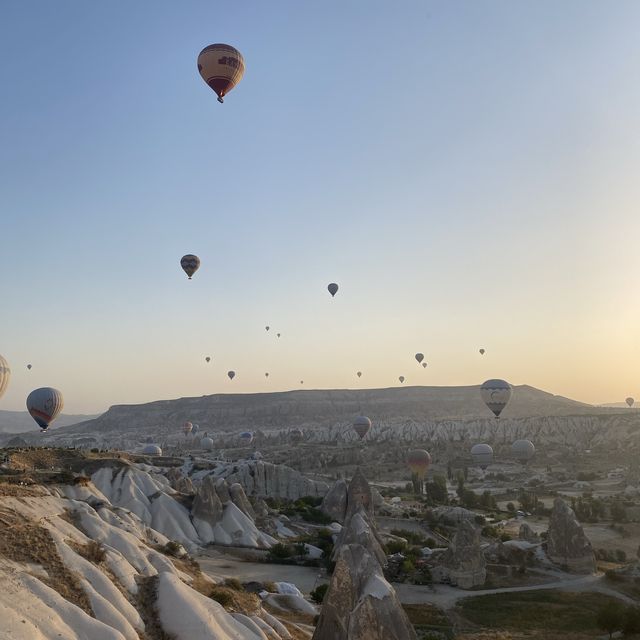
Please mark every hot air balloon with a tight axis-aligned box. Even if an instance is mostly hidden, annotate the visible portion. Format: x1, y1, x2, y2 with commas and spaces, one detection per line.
197, 44, 245, 103
26, 387, 64, 432
0, 355, 10, 400
626, 397, 634, 407
357, 371, 362, 378
265, 372, 269, 377
290, 428, 304, 443
201, 437, 214, 451
415, 353, 424, 364
353, 415, 371, 440
27, 364, 32, 370
192, 424, 200, 435
265, 326, 270, 331
277, 333, 281, 338
227, 371, 236, 380
142, 444, 162, 456
300, 380, 304, 385
182, 421, 193, 436
479, 348, 486, 355
239, 431, 253, 446
422, 362, 427, 368
205, 356, 211, 363
407, 449, 431, 479
511, 439, 535, 465
471, 443, 493, 470
399, 376, 405, 383
180, 254, 200, 279
480, 379, 512, 419
327, 283, 339, 297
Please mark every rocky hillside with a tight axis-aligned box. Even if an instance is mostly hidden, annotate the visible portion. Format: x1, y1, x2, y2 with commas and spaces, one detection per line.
49, 385, 602, 439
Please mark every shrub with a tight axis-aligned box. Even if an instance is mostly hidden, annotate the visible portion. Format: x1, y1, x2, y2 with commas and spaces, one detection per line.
310, 583, 329, 604
268, 543, 294, 561
163, 541, 184, 557
209, 587, 234, 608
224, 578, 244, 591
386, 540, 408, 554
81, 541, 106, 563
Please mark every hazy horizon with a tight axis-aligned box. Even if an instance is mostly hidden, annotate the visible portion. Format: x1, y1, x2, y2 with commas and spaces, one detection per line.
3, 1, 640, 413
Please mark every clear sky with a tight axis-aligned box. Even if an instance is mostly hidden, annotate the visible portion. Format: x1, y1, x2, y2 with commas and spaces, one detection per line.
2, 1, 640, 413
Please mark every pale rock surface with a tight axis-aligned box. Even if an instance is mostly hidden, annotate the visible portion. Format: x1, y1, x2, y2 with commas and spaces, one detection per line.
230, 482, 256, 519
156, 572, 264, 639
436, 520, 486, 588
546, 497, 596, 573
312, 544, 416, 640
320, 479, 348, 522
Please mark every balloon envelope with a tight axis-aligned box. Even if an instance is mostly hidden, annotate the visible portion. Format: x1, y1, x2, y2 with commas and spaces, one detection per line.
142, 444, 162, 456
27, 364, 32, 370
192, 424, 200, 435
0, 355, 10, 400
205, 356, 211, 363
239, 431, 253, 446
415, 353, 424, 363
182, 421, 193, 435
399, 376, 405, 383
479, 348, 486, 355
201, 437, 214, 451
626, 397, 634, 407
290, 428, 304, 443
197, 44, 245, 103
422, 362, 427, 368
26, 387, 64, 431
227, 371, 236, 380
511, 439, 535, 464
407, 449, 431, 478
480, 379, 512, 418
327, 283, 339, 297
357, 371, 362, 378
265, 326, 270, 331
265, 372, 269, 377
471, 443, 493, 469
353, 415, 372, 439
180, 254, 200, 279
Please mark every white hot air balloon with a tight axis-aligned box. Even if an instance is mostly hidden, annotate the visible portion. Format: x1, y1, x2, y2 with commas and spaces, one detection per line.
480, 379, 512, 419
0, 355, 10, 400
142, 444, 162, 456
471, 443, 493, 470
201, 437, 214, 451
26, 387, 64, 432
511, 439, 535, 465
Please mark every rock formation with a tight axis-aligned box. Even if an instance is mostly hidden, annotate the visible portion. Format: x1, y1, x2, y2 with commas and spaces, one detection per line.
229, 482, 256, 519
313, 471, 416, 640
546, 498, 596, 572
435, 520, 486, 588
519, 522, 539, 543
321, 479, 348, 522
218, 461, 329, 501
192, 475, 223, 526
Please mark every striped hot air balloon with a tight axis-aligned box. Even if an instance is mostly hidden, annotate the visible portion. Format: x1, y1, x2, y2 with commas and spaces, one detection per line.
471, 443, 493, 470
480, 379, 512, 419
353, 415, 371, 440
407, 449, 431, 479
26, 387, 64, 432
197, 44, 245, 103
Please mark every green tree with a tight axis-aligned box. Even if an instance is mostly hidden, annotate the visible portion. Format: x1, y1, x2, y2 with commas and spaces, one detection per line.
596, 603, 624, 639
